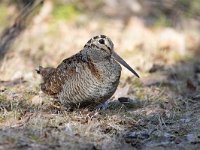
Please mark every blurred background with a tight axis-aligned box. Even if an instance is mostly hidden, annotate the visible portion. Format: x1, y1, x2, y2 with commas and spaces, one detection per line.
0, 0, 199, 81
0, 0, 200, 149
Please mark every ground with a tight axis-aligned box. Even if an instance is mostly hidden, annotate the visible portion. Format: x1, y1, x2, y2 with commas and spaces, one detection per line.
0, 1, 200, 150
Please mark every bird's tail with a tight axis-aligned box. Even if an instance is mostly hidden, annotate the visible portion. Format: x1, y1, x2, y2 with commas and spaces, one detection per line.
35, 66, 43, 74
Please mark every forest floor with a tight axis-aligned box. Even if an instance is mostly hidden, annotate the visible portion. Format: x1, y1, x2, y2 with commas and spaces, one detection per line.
0, 1, 200, 150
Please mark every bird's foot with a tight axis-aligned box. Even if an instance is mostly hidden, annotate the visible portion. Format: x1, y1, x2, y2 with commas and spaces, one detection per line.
95, 100, 111, 110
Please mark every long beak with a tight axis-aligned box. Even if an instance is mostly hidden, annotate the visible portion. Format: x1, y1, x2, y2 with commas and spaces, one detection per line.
112, 51, 140, 78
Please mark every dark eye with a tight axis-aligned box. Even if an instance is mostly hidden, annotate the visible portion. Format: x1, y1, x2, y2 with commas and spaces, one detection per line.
99, 39, 105, 44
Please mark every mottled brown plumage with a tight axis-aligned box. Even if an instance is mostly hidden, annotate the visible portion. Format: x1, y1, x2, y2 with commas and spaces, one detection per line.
37, 35, 139, 108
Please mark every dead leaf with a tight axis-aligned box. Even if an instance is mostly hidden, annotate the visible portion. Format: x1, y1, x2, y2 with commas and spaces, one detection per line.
31, 95, 43, 105
186, 78, 197, 92
149, 64, 164, 73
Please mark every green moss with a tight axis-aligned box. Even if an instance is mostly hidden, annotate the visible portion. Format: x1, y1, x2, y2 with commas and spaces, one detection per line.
154, 15, 171, 28
0, 5, 8, 25
52, 4, 80, 21
0, 111, 21, 123
29, 134, 43, 143
135, 89, 146, 100
0, 94, 7, 102
0, 116, 5, 122
23, 92, 34, 101
180, 0, 200, 18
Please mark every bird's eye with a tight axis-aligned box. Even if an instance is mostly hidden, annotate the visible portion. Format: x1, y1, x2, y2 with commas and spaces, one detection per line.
99, 39, 105, 44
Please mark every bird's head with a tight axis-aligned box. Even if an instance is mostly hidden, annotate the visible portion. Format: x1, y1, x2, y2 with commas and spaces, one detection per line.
84, 35, 140, 78
84, 35, 113, 56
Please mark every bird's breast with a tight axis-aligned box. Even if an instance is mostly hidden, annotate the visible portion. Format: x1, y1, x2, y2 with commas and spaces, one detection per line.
58, 59, 122, 106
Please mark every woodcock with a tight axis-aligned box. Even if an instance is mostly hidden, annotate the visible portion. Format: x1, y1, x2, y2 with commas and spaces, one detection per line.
37, 35, 139, 108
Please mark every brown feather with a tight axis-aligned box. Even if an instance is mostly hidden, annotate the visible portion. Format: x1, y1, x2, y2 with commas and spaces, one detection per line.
37, 35, 139, 108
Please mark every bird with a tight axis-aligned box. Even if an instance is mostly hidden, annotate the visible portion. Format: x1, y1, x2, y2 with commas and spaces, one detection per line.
36, 35, 139, 109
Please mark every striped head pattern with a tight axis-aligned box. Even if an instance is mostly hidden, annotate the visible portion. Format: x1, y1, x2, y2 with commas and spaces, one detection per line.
84, 35, 114, 55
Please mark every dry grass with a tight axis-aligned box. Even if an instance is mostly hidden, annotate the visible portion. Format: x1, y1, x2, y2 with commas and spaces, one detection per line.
0, 1, 200, 149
